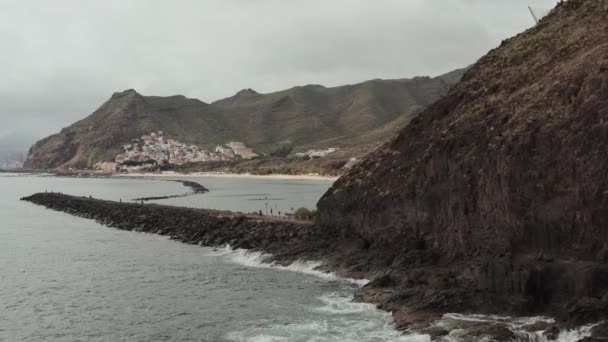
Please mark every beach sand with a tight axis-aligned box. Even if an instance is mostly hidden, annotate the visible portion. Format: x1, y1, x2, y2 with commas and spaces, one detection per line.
113, 172, 339, 182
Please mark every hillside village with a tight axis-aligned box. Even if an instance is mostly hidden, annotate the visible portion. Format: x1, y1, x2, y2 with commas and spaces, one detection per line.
95, 132, 260, 173
95, 131, 344, 173
92, 131, 350, 174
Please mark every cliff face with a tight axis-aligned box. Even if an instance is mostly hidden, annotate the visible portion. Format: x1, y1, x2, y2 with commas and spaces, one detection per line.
24, 70, 466, 169
319, 0, 608, 322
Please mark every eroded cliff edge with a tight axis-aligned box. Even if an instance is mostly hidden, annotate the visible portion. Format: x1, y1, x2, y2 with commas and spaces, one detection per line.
318, 0, 608, 327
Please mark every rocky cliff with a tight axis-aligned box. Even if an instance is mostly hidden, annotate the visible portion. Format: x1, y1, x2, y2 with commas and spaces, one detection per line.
318, 0, 608, 325
24, 69, 466, 169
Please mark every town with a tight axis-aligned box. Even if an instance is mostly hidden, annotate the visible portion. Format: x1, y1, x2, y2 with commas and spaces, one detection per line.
95, 131, 259, 173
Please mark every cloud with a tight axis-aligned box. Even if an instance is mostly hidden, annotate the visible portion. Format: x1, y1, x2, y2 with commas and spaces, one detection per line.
0, 0, 557, 146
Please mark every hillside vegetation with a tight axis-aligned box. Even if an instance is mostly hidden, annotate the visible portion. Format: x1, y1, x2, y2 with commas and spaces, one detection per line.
24, 70, 466, 169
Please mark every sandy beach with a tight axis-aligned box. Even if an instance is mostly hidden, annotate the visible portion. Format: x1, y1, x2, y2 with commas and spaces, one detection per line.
112, 171, 339, 182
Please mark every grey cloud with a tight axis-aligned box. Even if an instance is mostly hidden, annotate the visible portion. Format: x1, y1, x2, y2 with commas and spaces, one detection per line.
0, 0, 557, 147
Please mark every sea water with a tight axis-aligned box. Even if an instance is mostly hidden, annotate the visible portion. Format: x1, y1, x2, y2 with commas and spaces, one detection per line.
0, 174, 426, 342
0, 174, 597, 341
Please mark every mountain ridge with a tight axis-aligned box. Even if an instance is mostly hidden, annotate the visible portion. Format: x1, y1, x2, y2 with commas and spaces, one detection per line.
24, 68, 467, 169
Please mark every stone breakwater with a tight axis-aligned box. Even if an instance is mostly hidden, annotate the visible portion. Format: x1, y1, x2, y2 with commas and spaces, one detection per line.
21, 193, 328, 262
20, 193, 608, 341
132, 180, 209, 202
173, 180, 208, 194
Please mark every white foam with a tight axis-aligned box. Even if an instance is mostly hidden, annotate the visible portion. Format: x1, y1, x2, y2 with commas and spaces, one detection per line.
438, 313, 599, 342
227, 320, 429, 342
210, 246, 602, 342
226, 289, 432, 342
315, 292, 379, 314
210, 245, 369, 286
441, 312, 554, 328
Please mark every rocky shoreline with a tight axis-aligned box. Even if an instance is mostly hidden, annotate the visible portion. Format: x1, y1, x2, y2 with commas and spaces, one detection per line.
21, 192, 608, 341
21, 192, 335, 267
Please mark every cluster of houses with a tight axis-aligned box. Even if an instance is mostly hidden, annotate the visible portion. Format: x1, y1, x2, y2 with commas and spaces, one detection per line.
1, 160, 24, 169
294, 147, 338, 159
95, 131, 258, 173
0, 153, 25, 169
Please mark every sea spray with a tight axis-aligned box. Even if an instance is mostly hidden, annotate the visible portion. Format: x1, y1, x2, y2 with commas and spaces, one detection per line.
209, 245, 369, 286
434, 313, 598, 342
227, 292, 431, 342
212, 246, 433, 341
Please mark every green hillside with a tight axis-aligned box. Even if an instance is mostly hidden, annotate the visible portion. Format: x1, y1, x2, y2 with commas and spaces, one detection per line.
25, 69, 466, 169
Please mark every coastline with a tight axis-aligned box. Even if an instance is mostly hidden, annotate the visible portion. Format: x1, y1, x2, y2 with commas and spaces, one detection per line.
112, 171, 339, 182
20, 192, 608, 341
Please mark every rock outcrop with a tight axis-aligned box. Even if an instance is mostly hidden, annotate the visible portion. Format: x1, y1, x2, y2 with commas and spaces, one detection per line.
318, 0, 608, 325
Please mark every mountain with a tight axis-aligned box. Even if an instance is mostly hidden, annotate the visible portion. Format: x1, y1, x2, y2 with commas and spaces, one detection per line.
24, 90, 232, 169
0, 130, 35, 167
24, 69, 466, 169
318, 0, 608, 324
212, 75, 458, 148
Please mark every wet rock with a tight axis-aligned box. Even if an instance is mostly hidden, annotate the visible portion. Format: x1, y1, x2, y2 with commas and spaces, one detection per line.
173, 180, 208, 194
419, 326, 449, 340
591, 321, 608, 339
464, 324, 515, 342
521, 321, 551, 332
543, 325, 561, 340
567, 297, 608, 324
365, 274, 396, 288
597, 244, 608, 262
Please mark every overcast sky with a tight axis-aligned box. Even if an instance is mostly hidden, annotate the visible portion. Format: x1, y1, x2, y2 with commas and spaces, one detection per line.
0, 0, 557, 146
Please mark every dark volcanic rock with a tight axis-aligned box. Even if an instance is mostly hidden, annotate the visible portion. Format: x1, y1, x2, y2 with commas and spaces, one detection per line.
317, 0, 608, 327
173, 180, 208, 194
21, 193, 331, 264
591, 321, 608, 339
132, 180, 209, 201
543, 325, 561, 340
419, 326, 449, 339
465, 324, 515, 342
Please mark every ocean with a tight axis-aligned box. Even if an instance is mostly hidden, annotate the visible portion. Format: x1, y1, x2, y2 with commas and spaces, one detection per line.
0, 174, 425, 342
1, 173, 597, 342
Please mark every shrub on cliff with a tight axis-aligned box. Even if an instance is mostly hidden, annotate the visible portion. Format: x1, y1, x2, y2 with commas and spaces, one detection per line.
327, 160, 347, 170
294, 207, 317, 220
267, 145, 293, 158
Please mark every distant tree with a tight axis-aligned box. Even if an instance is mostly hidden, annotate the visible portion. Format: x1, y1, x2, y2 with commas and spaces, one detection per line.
327, 160, 348, 170
122, 159, 157, 167
294, 207, 317, 220
267, 145, 293, 158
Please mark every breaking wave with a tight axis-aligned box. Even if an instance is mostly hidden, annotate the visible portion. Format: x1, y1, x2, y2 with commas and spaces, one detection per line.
227, 291, 429, 342
208, 246, 601, 342
208, 245, 369, 286
435, 313, 598, 342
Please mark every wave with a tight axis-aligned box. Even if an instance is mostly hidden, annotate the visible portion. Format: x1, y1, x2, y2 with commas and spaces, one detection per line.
208, 247, 601, 342
315, 292, 378, 314
208, 245, 369, 286
436, 313, 598, 342
226, 292, 430, 342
